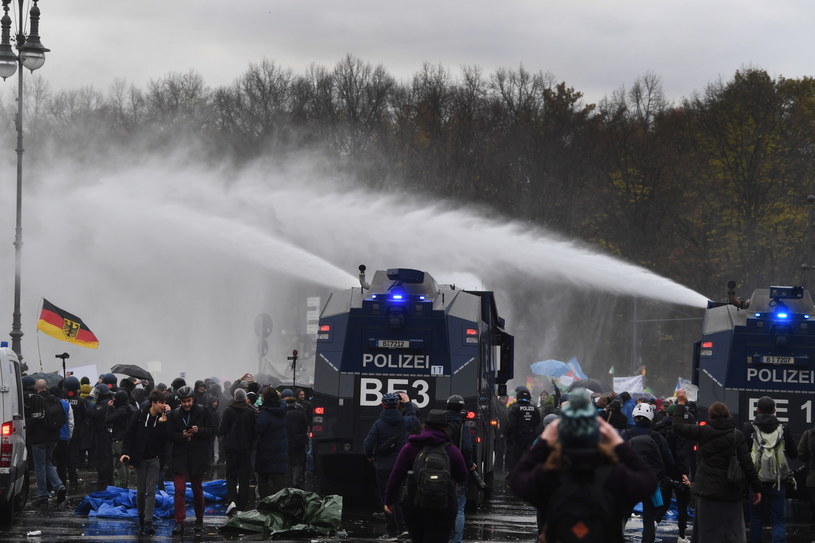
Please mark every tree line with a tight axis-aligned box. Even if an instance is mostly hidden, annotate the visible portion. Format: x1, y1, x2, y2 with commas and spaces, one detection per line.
7, 55, 815, 299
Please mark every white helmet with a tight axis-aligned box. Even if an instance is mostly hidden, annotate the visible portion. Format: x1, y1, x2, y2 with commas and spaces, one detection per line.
632, 402, 654, 421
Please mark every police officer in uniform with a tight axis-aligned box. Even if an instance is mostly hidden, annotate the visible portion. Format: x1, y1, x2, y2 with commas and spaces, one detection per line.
506, 388, 541, 473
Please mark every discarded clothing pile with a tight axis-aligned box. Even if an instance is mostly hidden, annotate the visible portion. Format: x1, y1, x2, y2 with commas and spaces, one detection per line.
220, 487, 342, 537
75, 480, 228, 518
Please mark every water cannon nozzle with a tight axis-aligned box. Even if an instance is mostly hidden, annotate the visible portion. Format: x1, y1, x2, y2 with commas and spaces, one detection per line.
358, 264, 370, 290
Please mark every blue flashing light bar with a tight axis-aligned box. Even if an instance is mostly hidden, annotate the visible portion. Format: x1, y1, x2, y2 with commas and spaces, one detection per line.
0, 341, 6, 348
371, 294, 377, 299
755, 313, 761, 317
391, 294, 404, 300
777, 312, 789, 319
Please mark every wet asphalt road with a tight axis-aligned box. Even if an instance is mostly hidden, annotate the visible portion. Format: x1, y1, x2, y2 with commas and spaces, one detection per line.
2, 469, 814, 542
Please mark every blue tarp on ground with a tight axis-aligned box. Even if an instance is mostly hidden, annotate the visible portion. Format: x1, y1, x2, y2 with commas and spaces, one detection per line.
633, 497, 695, 519
75, 479, 227, 519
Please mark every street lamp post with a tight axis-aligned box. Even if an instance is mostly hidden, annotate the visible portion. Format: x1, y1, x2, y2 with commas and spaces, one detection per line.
0, 0, 49, 366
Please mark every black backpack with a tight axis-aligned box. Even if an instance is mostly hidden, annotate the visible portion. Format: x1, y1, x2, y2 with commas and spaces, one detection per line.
411, 442, 453, 510
628, 433, 667, 482
43, 395, 67, 431
24, 392, 46, 423
545, 465, 617, 543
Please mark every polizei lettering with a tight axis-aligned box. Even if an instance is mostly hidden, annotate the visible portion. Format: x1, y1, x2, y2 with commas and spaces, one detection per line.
362, 353, 430, 370
747, 367, 815, 385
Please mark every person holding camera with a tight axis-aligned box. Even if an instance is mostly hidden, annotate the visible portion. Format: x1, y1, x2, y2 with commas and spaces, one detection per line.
120, 389, 171, 535
509, 388, 657, 543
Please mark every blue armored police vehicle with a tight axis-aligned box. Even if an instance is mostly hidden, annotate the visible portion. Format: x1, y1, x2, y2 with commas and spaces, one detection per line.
310, 266, 514, 504
692, 283, 815, 438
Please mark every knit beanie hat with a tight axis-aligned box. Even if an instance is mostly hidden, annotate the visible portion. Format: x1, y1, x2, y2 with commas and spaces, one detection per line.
79, 384, 92, 398
558, 388, 599, 449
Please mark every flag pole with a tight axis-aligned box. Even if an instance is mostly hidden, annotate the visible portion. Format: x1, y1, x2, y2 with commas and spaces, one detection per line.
36, 329, 43, 372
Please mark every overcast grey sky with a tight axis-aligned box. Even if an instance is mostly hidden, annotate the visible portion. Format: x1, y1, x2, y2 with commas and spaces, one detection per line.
33, 0, 813, 104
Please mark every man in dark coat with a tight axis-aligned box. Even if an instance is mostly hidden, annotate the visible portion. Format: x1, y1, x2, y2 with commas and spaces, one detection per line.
364, 392, 417, 540
27, 379, 67, 507
282, 388, 308, 489
120, 390, 171, 535
506, 388, 541, 473
255, 387, 288, 499
219, 388, 257, 515
62, 376, 87, 486
110, 390, 137, 488
88, 383, 115, 488
169, 385, 214, 535
743, 395, 797, 543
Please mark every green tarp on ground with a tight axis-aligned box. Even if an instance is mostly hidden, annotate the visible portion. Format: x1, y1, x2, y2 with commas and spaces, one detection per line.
220, 488, 342, 538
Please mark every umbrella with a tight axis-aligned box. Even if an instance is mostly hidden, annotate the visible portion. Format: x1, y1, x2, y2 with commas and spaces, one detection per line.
111, 364, 153, 382
566, 379, 610, 394
530, 359, 570, 377
28, 372, 63, 388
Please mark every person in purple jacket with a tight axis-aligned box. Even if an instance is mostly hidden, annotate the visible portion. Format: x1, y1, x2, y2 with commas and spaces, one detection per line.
384, 409, 468, 543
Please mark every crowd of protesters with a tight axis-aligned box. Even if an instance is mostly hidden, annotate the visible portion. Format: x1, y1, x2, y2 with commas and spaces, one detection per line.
500, 384, 800, 543
21, 367, 810, 542
21, 371, 312, 536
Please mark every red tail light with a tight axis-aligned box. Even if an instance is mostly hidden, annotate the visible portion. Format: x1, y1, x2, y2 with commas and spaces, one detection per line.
475, 436, 482, 443
490, 419, 498, 426
699, 421, 707, 426
0, 421, 12, 468
702, 341, 713, 348
465, 411, 476, 420
319, 324, 331, 332
465, 328, 478, 336
314, 407, 325, 415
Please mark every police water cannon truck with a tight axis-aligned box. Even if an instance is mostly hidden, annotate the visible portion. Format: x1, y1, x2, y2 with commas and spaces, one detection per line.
692, 282, 815, 439
310, 266, 514, 504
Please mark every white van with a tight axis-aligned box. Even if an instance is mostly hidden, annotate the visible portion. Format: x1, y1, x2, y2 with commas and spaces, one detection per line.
0, 342, 27, 524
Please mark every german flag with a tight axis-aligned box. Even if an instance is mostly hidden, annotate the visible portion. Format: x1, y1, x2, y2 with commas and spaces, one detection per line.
37, 299, 99, 349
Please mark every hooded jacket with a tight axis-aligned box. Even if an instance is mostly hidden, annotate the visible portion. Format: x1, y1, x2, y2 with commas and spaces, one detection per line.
219, 399, 257, 451
363, 404, 415, 471
672, 404, 761, 500
384, 427, 468, 508
123, 403, 171, 465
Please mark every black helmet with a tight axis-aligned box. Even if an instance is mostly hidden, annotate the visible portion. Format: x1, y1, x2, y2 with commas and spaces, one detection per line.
517, 389, 532, 402
446, 394, 465, 412
176, 385, 193, 400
